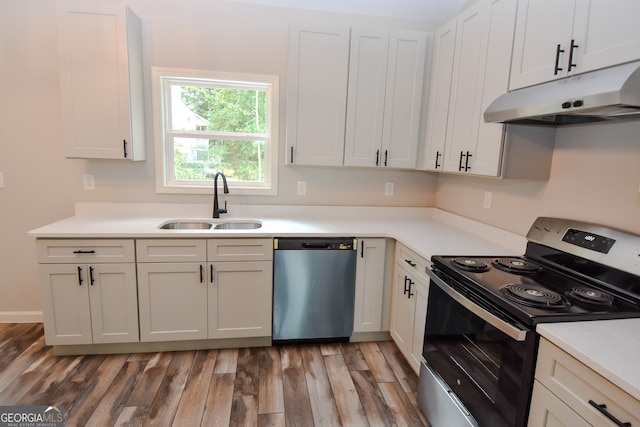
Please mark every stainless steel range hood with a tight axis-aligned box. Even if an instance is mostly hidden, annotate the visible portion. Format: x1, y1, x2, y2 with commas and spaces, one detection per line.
484, 61, 640, 126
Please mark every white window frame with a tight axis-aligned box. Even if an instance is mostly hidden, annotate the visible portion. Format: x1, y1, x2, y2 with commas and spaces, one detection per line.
152, 67, 279, 195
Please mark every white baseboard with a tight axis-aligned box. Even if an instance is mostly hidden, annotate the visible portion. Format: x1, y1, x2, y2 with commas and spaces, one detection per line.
0, 311, 43, 323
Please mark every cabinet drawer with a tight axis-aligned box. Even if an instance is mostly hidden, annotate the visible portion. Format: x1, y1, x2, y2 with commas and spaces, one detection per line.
208, 239, 273, 261
36, 239, 135, 263
536, 338, 640, 427
136, 239, 206, 263
395, 243, 430, 283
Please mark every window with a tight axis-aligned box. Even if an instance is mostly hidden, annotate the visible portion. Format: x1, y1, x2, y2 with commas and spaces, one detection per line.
152, 68, 279, 195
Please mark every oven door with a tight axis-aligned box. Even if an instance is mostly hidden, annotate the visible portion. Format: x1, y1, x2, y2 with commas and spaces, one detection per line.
418, 270, 538, 427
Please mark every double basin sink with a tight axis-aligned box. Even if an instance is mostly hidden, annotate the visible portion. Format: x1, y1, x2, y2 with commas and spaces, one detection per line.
158, 219, 262, 230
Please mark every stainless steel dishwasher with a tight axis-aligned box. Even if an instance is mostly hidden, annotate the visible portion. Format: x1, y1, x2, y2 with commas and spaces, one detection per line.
272, 237, 357, 343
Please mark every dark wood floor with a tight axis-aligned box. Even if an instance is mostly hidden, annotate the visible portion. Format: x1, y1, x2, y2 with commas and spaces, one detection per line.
0, 323, 429, 426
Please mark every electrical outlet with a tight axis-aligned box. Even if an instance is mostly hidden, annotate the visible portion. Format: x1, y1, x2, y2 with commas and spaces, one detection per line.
0, 172, 4, 188
483, 191, 493, 209
385, 182, 394, 196
297, 181, 307, 196
83, 174, 95, 190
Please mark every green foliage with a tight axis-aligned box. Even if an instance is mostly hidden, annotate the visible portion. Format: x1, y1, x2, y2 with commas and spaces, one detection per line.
175, 85, 267, 183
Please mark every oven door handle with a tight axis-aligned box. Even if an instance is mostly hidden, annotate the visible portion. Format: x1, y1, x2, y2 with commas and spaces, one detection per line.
427, 269, 529, 342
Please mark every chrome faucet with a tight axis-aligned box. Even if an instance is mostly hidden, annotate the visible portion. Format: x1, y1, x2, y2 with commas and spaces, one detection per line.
212, 172, 229, 218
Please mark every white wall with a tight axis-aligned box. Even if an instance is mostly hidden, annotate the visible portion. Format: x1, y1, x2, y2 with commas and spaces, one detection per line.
0, 0, 439, 316
436, 121, 640, 236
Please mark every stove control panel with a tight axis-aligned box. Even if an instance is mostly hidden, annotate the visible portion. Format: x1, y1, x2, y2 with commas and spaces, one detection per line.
561, 228, 616, 254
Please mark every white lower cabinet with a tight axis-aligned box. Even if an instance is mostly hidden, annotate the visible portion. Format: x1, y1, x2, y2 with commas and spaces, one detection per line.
36, 239, 139, 345
389, 243, 429, 374
353, 238, 387, 333
528, 338, 640, 427
136, 238, 273, 342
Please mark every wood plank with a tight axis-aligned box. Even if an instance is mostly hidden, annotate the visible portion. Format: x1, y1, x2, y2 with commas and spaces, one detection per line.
230, 395, 258, 426
359, 341, 397, 383
61, 354, 129, 426
320, 343, 342, 356
340, 342, 370, 371
84, 361, 147, 427
259, 346, 284, 414
350, 369, 397, 426
0, 335, 49, 397
234, 347, 260, 397
171, 349, 217, 426
114, 406, 147, 427
259, 412, 286, 427
15, 354, 84, 406
0, 344, 58, 404
324, 354, 369, 426
126, 351, 174, 407
143, 350, 196, 426
214, 347, 239, 374
0, 324, 44, 372
280, 346, 314, 427
407, 391, 430, 427
300, 346, 341, 426
378, 340, 419, 393
201, 373, 235, 427
378, 381, 426, 426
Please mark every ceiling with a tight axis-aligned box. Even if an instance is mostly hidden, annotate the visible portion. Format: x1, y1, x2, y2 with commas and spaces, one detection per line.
226, 0, 468, 22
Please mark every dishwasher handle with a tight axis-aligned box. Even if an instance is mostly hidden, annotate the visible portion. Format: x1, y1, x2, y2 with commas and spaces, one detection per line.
302, 242, 330, 249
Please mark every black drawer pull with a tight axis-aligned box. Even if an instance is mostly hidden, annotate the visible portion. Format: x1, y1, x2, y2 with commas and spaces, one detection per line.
554, 44, 565, 75
588, 400, 631, 427
73, 250, 96, 254
404, 259, 416, 267
77, 266, 83, 286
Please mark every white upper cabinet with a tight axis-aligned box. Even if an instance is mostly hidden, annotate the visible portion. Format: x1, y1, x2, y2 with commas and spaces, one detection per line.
58, 1, 145, 160
422, 19, 457, 172
510, 0, 640, 90
422, 0, 552, 178
286, 23, 350, 166
288, 23, 428, 169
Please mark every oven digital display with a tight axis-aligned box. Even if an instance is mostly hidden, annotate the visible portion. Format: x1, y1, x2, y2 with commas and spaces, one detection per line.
562, 229, 615, 254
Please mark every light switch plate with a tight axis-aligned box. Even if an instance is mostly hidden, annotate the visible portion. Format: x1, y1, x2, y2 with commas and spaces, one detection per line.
483, 191, 493, 209
297, 181, 306, 196
83, 174, 95, 190
385, 182, 394, 196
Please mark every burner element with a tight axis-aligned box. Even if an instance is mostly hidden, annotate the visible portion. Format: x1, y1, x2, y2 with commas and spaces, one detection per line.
493, 258, 542, 274
567, 287, 616, 309
501, 284, 570, 310
451, 258, 490, 272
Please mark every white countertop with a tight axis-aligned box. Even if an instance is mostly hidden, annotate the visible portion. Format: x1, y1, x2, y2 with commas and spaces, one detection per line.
537, 319, 640, 401
27, 203, 527, 259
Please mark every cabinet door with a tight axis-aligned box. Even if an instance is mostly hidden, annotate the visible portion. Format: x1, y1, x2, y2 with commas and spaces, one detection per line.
39, 264, 92, 345
344, 28, 389, 168
389, 264, 416, 361
409, 280, 429, 374
509, 0, 577, 90
528, 381, 590, 427
381, 29, 427, 169
572, 0, 640, 74
286, 23, 350, 166
208, 261, 273, 339
58, 2, 144, 160
88, 263, 139, 344
353, 239, 386, 333
422, 18, 457, 172
137, 262, 208, 342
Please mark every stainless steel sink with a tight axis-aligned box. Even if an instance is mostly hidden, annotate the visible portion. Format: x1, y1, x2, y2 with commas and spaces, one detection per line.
214, 221, 262, 229
158, 220, 262, 230
158, 221, 213, 230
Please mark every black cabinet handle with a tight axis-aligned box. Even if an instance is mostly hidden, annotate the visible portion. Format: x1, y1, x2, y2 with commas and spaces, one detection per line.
435, 151, 441, 169
403, 276, 411, 295
123, 139, 128, 158
408, 282, 414, 298
376, 150, 380, 166
405, 259, 416, 267
464, 151, 472, 172
77, 266, 83, 286
384, 150, 388, 167
588, 400, 631, 427
554, 44, 565, 75
360, 241, 364, 258
73, 250, 96, 254
200, 265, 204, 283
568, 39, 579, 72
290, 146, 294, 164
89, 266, 95, 286
458, 151, 465, 171
210, 264, 214, 283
